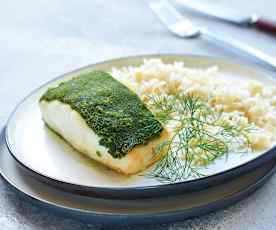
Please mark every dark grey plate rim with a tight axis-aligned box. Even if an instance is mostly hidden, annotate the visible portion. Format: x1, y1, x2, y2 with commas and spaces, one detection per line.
1, 131, 275, 225
5, 53, 276, 199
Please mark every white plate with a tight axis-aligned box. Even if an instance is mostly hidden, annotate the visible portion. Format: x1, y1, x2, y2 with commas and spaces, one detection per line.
1, 129, 275, 224
5, 54, 276, 198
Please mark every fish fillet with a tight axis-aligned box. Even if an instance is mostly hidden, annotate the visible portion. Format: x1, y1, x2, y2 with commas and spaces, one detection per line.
39, 71, 169, 174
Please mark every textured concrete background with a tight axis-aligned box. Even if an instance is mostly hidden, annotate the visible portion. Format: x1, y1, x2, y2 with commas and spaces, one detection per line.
1, 0, 276, 229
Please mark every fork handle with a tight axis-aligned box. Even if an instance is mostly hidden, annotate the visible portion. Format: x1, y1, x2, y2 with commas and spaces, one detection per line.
201, 29, 276, 71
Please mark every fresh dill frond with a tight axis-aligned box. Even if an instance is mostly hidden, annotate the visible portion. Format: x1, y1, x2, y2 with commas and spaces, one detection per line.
145, 93, 253, 183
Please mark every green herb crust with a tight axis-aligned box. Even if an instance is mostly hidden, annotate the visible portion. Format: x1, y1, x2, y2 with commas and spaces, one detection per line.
40, 71, 163, 158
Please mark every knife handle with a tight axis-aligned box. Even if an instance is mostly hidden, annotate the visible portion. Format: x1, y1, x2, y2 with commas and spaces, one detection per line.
254, 18, 276, 34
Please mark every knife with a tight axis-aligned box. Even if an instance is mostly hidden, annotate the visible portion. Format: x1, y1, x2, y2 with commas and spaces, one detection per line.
174, 0, 276, 35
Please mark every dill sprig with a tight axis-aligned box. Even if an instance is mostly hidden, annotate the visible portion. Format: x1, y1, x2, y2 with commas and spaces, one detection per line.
145, 94, 253, 183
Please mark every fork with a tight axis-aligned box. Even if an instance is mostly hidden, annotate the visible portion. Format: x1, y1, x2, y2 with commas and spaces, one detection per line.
150, 0, 276, 71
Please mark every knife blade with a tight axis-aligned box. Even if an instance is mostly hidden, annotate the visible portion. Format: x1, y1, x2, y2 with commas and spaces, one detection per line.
174, 0, 276, 35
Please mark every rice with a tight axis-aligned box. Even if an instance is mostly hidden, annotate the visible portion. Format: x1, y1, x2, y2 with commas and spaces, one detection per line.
111, 59, 276, 151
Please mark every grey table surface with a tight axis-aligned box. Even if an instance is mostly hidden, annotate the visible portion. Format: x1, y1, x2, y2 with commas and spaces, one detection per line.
1, 0, 276, 229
